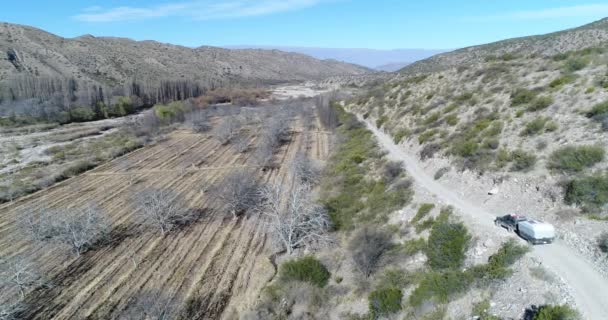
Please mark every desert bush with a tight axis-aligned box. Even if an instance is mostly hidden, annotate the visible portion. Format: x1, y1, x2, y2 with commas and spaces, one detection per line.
509, 149, 537, 172
444, 114, 459, 126
280, 256, 330, 288
481, 240, 529, 280
376, 115, 389, 128
528, 96, 554, 112
377, 268, 413, 290
393, 129, 411, 143
409, 269, 474, 307
548, 145, 605, 173
521, 117, 550, 136
426, 221, 471, 270
368, 288, 402, 318
382, 161, 404, 183
511, 88, 538, 106
420, 143, 441, 161
412, 203, 435, 224
586, 101, 608, 131
418, 129, 438, 144
549, 75, 575, 89
434, 167, 450, 180
563, 174, 608, 209
472, 299, 501, 320
598, 232, 608, 253
563, 57, 589, 72
533, 304, 580, 320
350, 227, 393, 277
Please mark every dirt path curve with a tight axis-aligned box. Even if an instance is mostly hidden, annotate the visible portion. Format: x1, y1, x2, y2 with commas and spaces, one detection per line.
359, 116, 608, 320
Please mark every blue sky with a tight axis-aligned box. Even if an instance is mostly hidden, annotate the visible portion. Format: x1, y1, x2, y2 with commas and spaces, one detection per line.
3, 0, 608, 49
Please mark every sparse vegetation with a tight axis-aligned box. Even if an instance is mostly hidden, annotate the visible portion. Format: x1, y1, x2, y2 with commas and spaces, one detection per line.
411, 203, 435, 224
509, 149, 537, 172
368, 287, 402, 318
279, 256, 330, 288
533, 304, 580, 320
548, 145, 605, 173
426, 220, 471, 270
564, 174, 608, 210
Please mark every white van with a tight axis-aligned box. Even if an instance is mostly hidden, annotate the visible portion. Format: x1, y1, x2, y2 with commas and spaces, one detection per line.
517, 220, 555, 245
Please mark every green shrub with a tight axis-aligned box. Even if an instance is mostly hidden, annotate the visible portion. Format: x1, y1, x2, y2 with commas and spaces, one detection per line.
472, 299, 501, 320
511, 88, 537, 106
376, 115, 389, 128
586, 101, 608, 119
548, 145, 605, 172
445, 114, 459, 126
423, 112, 441, 125
481, 240, 529, 279
564, 174, 608, 209
563, 57, 589, 72
521, 117, 550, 136
545, 121, 559, 132
426, 221, 471, 270
454, 92, 474, 103
280, 256, 330, 288
528, 96, 554, 112
369, 288, 402, 318
444, 104, 459, 114
534, 304, 580, 320
377, 268, 413, 290
409, 270, 474, 307
549, 75, 575, 89
415, 218, 436, 233
393, 129, 411, 144
451, 139, 479, 157
412, 203, 435, 224
398, 238, 427, 256
510, 149, 537, 172
418, 129, 438, 144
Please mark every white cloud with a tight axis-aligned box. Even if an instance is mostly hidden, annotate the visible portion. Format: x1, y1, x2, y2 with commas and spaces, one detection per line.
467, 4, 608, 22
74, 0, 324, 22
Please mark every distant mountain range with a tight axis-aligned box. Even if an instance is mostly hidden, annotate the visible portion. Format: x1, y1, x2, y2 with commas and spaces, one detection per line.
224, 46, 447, 71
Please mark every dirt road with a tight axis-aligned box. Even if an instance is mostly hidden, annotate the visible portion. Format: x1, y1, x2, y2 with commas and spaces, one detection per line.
360, 116, 608, 320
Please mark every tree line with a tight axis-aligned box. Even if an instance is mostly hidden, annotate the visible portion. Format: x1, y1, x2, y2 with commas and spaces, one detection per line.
0, 75, 233, 126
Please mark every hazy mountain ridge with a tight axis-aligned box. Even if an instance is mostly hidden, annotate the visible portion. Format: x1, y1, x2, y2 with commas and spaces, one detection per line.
0, 22, 370, 88
225, 45, 446, 69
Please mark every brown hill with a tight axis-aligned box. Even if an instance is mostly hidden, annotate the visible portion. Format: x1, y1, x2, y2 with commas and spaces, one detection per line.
0, 22, 370, 87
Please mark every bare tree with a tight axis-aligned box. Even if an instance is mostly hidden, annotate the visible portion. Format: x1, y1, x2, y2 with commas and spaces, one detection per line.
133, 189, 192, 235
50, 204, 111, 256
0, 302, 22, 320
121, 289, 175, 320
210, 170, 260, 219
0, 255, 45, 299
16, 206, 53, 242
18, 204, 110, 256
213, 116, 241, 145
315, 94, 339, 130
185, 109, 211, 133
233, 133, 250, 154
290, 151, 320, 184
260, 183, 331, 255
349, 227, 393, 277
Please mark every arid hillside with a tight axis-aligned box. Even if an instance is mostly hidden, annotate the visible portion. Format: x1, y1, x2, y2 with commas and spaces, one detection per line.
0, 22, 370, 88
401, 17, 608, 74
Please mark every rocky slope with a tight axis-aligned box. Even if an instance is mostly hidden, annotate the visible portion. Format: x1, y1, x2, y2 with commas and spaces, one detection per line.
400, 17, 608, 74
0, 22, 370, 88
347, 17, 608, 293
